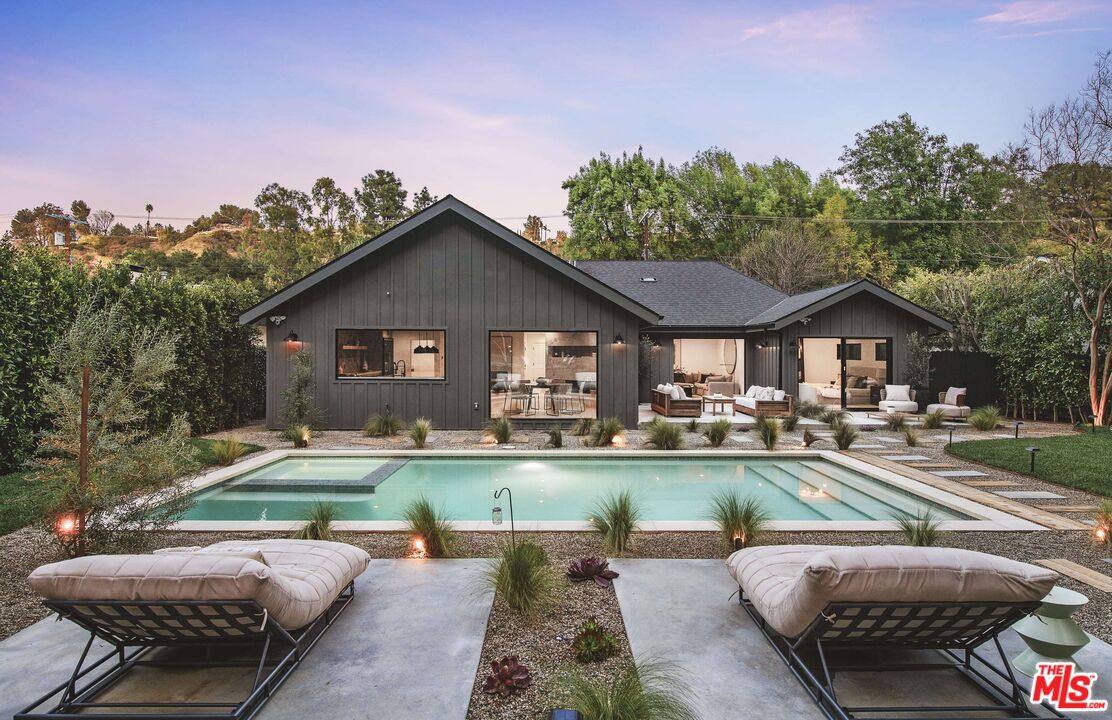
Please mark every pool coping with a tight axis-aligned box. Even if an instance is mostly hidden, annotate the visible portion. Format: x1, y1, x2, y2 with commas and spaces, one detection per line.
173, 449, 1044, 533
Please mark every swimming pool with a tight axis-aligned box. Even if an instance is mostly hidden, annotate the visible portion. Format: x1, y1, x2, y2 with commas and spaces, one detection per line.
177, 450, 1037, 531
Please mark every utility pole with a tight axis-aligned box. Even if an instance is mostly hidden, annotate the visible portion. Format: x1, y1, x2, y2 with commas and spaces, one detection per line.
46, 212, 89, 265
639, 210, 654, 260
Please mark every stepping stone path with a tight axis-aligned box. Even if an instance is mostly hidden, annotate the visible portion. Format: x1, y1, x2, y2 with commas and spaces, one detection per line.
876, 437, 904, 443
729, 434, 754, 442
930, 470, 987, 478
995, 490, 1067, 500
962, 479, 1020, 488
1035, 505, 1100, 513
905, 462, 956, 469
1037, 559, 1112, 593
850, 444, 886, 449
879, 455, 932, 462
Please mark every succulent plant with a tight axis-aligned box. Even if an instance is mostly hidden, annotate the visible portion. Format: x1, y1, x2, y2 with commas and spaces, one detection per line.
482, 656, 532, 696
566, 556, 620, 589
572, 617, 620, 663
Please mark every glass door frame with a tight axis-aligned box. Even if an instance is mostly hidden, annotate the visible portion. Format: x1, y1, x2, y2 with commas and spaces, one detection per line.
837, 336, 893, 409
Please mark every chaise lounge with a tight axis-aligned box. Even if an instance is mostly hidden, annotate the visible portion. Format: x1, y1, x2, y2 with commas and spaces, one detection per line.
18, 539, 370, 720
727, 544, 1064, 720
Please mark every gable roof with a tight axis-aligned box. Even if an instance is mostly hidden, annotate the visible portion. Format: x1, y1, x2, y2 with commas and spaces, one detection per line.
238, 196, 662, 325
574, 260, 788, 329
745, 279, 953, 331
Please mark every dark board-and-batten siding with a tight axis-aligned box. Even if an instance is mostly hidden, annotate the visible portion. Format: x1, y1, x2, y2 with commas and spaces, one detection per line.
264, 215, 643, 429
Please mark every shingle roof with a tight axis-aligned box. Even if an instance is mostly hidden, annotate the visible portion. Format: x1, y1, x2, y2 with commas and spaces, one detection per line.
744, 281, 858, 326
574, 260, 788, 328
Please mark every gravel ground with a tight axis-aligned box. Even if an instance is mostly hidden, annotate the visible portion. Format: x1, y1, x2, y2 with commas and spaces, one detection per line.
2, 420, 1107, 718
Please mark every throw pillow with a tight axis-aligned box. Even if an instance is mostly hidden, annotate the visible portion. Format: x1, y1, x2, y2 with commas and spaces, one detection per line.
885, 385, 911, 402
758, 387, 775, 401
745, 385, 761, 398
945, 387, 966, 405
671, 386, 686, 400
773, 390, 786, 401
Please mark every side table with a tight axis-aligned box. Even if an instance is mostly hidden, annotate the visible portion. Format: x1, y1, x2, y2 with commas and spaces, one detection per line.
1012, 585, 1090, 677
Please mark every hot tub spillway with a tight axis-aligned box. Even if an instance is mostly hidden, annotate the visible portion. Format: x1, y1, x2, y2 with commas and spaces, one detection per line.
225, 457, 410, 494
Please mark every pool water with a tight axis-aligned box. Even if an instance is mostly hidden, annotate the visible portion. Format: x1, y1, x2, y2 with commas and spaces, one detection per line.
182, 456, 968, 522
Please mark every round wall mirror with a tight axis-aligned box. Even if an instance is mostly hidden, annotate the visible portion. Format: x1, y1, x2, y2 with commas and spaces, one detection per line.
723, 339, 738, 375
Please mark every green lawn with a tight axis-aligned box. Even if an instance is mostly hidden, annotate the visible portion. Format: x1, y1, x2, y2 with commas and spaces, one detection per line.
0, 438, 264, 536
946, 431, 1112, 498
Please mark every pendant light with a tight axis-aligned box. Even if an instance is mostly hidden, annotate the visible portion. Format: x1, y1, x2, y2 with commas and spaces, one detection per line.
414, 330, 428, 354
428, 329, 439, 354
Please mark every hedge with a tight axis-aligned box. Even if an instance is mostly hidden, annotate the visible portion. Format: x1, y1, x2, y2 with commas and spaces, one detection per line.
0, 245, 265, 472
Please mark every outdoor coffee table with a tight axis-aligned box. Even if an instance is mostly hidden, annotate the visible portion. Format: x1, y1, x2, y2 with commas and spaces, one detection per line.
703, 394, 733, 416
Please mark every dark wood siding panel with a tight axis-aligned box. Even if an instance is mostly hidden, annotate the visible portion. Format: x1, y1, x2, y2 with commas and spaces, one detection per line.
264, 216, 642, 429
744, 332, 781, 389
782, 295, 930, 397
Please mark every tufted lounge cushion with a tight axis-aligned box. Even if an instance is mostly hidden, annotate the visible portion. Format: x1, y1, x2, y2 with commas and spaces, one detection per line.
28, 539, 370, 631
726, 544, 1057, 639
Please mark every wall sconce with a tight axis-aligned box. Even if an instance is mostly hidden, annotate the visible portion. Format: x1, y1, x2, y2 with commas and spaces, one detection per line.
283, 332, 299, 343
788, 340, 798, 350
613, 334, 625, 345
756, 341, 766, 350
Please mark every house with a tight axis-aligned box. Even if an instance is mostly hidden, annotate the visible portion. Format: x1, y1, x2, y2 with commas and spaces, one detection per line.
239, 196, 952, 429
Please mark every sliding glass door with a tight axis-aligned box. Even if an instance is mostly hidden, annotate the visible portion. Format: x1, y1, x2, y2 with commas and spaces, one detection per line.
798, 337, 891, 409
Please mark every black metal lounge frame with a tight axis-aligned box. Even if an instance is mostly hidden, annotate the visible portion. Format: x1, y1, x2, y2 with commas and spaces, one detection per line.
16, 582, 356, 720
739, 592, 1069, 720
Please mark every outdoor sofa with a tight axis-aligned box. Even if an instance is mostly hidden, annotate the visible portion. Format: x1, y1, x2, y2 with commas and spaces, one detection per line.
926, 387, 971, 419
652, 384, 702, 417
18, 539, 370, 720
727, 544, 1064, 720
734, 385, 794, 417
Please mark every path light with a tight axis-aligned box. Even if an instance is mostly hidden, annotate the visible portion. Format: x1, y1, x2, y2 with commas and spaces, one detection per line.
1014, 420, 1023, 439
1026, 446, 1040, 474
948, 428, 954, 446
493, 486, 515, 547
411, 536, 427, 558
54, 512, 80, 538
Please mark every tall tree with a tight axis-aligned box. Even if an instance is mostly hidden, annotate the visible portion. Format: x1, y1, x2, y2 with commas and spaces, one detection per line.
521, 214, 548, 244
69, 200, 91, 224
354, 170, 408, 235
1021, 50, 1112, 425
254, 183, 311, 231
561, 148, 689, 259
837, 113, 1020, 271
806, 193, 894, 285
10, 203, 64, 246
310, 177, 355, 230
410, 186, 437, 213
726, 223, 833, 294
89, 210, 114, 236
145, 203, 153, 235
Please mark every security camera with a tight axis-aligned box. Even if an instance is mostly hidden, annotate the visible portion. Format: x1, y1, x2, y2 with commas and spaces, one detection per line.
269, 315, 286, 325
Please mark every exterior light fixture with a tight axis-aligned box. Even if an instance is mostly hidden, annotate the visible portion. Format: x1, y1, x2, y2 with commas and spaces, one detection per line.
613, 334, 625, 345
1014, 420, 1023, 439
54, 512, 80, 538
283, 332, 299, 343
948, 428, 954, 446
428, 331, 439, 354
493, 486, 515, 547
1025, 446, 1040, 474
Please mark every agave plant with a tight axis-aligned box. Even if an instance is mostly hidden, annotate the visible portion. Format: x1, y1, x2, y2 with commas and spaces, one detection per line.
572, 617, 621, 663
567, 556, 620, 588
703, 418, 731, 448
482, 656, 532, 696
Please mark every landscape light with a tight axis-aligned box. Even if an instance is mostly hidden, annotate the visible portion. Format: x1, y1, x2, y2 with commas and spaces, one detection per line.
54, 512, 80, 538
1014, 420, 1023, 439
1025, 446, 1040, 474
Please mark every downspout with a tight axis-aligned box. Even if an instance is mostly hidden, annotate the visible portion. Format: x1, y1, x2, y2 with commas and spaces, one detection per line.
777, 330, 784, 389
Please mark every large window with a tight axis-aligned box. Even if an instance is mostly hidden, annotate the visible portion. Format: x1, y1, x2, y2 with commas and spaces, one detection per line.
489, 331, 597, 418
336, 329, 445, 379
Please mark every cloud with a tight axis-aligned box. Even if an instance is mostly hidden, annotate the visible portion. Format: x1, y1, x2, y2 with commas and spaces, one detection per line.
977, 1, 1092, 25
725, 3, 882, 74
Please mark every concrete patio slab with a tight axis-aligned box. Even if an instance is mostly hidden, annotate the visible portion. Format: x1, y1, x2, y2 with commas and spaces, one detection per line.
879, 454, 932, 461
612, 558, 1112, 720
0, 559, 493, 720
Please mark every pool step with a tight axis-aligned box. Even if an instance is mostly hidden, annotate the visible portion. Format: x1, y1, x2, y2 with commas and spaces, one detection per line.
232, 458, 410, 493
